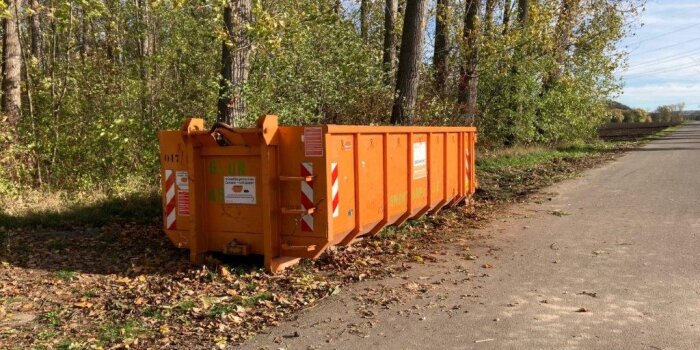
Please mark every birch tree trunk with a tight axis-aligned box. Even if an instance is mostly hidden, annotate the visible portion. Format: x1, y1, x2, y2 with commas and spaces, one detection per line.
360, 0, 369, 41
546, 0, 579, 89
29, 0, 42, 60
217, 0, 251, 126
382, 0, 398, 83
502, 0, 512, 35
2, 0, 23, 125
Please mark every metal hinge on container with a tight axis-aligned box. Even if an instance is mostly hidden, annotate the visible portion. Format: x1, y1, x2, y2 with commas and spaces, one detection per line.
223, 240, 250, 256
279, 174, 316, 215
279, 175, 314, 182
281, 207, 315, 215
281, 244, 316, 253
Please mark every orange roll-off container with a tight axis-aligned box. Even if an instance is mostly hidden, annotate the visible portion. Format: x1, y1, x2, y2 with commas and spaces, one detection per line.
158, 115, 477, 272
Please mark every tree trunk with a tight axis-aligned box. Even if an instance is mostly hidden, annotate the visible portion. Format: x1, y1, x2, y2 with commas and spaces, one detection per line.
517, 0, 529, 24
458, 0, 481, 123
2, 0, 22, 125
218, 0, 251, 126
484, 0, 496, 33
333, 0, 342, 15
390, 0, 428, 125
360, 0, 369, 41
546, 0, 578, 89
502, 0, 511, 35
29, 0, 42, 60
433, 0, 449, 95
136, 0, 152, 121
382, 0, 398, 83
504, 0, 529, 145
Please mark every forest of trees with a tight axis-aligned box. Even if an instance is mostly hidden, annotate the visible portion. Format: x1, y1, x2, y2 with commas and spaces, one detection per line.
0, 0, 641, 193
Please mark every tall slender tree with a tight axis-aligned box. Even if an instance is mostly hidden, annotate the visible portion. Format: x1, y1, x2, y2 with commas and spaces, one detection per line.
484, 0, 496, 33
382, 0, 398, 82
504, 0, 529, 145
458, 0, 481, 123
391, 0, 428, 125
29, 0, 42, 60
517, 0, 529, 24
136, 0, 153, 120
433, 0, 450, 95
546, 0, 579, 89
218, 0, 251, 126
334, 0, 342, 15
502, 0, 512, 35
2, 0, 23, 125
360, 0, 370, 41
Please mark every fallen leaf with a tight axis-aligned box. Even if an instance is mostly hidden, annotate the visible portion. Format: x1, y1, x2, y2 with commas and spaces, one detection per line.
74, 301, 93, 309
403, 282, 420, 291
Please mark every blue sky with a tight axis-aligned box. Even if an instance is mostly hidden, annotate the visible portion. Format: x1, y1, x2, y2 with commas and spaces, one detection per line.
617, 1, 700, 111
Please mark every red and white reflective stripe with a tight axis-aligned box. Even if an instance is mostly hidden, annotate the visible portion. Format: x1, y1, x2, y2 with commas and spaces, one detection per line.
331, 162, 339, 218
465, 146, 470, 189
164, 169, 177, 230
300, 162, 314, 232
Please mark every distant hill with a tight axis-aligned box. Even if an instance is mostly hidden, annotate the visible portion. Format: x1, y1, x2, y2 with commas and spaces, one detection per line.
606, 101, 651, 123
607, 101, 633, 111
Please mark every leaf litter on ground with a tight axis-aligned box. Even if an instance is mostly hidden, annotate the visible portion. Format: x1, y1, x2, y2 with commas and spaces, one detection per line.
0, 142, 634, 349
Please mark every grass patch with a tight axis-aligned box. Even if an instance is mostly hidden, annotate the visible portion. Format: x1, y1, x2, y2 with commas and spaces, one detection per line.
142, 306, 166, 320
81, 290, 98, 298
54, 270, 77, 281
207, 303, 239, 318
241, 291, 273, 307
0, 190, 161, 229
474, 140, 640, 203
56, 339, 82, 350
643, 122, 685, 140
36, 330, 59, 340
99, 319, 146, 343
40, 311, 62, 328
176, 299, 196, 312
476, 141, 624, 171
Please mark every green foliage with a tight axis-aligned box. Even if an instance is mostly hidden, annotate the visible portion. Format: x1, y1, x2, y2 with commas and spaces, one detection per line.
245, 1, 392, 126
654, 103, 685, 123
1, 0, 640, 199
473, 0, 629, 146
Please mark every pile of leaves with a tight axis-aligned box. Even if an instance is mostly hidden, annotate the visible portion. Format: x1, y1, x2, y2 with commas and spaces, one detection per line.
0, 212, 463, 349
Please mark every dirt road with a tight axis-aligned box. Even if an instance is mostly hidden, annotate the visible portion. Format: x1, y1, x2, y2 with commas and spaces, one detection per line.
241, 122, 700, 350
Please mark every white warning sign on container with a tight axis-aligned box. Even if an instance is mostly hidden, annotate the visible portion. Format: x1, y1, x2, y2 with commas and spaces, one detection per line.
176, 171, 189, 190
413, 141, 427, 179
224, 176, 256, 204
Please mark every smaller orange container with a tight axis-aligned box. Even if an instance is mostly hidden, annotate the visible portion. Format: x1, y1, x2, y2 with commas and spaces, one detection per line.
158, 116, 477, 272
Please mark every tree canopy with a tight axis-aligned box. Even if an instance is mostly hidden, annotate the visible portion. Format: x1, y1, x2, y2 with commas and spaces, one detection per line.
0, 0, 642, 193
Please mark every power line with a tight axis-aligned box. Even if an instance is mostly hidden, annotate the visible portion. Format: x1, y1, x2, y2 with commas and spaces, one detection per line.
623, 61, 700, 79
625, 21, 700, 46
630, 38, 700, 56
626, 47, 700, 70
625, 62, 699, 77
